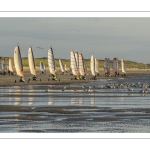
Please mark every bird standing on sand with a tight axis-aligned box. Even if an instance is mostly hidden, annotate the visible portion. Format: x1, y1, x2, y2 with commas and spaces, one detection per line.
141, 89, 148, 94
82, 85, 86, 88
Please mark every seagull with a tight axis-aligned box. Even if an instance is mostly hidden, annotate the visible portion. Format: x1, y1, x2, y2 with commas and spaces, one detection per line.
143, 89, 148, 94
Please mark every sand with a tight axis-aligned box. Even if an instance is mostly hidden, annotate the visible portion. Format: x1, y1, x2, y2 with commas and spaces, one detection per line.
0, 68, 149, 87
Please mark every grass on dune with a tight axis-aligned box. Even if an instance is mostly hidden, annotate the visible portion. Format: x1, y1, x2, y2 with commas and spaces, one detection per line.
2, 57, 150, 69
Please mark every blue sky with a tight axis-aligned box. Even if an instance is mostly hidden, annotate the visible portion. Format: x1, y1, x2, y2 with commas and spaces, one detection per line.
0, 17, 150, 63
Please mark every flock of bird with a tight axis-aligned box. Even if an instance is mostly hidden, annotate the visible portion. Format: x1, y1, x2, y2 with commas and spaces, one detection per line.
47, 81, 149, 94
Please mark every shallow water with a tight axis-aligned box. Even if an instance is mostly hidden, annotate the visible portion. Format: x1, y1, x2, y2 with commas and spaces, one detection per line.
0, 74, 150, 133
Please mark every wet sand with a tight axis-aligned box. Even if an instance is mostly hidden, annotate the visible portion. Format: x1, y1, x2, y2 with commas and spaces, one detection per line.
0, 68, 150, 132
0, 105, 150, 123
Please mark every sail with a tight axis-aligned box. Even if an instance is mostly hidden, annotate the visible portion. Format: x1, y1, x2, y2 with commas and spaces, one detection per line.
107, 58, 110, 73
104, 58, 107, 73
40, 61, 44, 72
28, 47, 36, 76
1, 59, 4, 70
121, 59, 126, 73
64, 64, 67, 72
79, 54, 85, 76
48, 47, 56, 75
83, 58, 87, 71
43, 64, 46, 71
90, 55, 96, 76
75, 52, 79, 72
54, 63, 57, 72
3, 59, 7, 70
0, 57, 2, 70
104, 58, 110, 73
113, 58, 119, 74
70, 50, 78, 76
14, 46, 24, 77
95, 58, 99, 73
9, 58, 13, 72
59, 59, 65, 73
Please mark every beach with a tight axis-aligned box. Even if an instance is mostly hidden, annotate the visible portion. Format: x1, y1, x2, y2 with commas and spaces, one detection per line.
0, 67, 149, 86
0, 68, 150, 132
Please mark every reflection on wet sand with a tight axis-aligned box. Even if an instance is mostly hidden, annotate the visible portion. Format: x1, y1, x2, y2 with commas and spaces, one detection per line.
28, 97, 34, 105
1, 73, 150, 133
48, 98, 54, 105
71, 97, 78, 105
9, 97, 13, 105
90, 97, 95, 106
14, 97, 23, 105
78, 97, 83, 105
70, 97, 83, 105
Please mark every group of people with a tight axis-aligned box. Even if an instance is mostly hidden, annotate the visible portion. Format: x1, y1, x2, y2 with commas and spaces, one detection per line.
0, 70, 13, 75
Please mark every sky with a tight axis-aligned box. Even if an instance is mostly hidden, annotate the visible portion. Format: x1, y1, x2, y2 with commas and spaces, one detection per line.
0, 17, 150, 64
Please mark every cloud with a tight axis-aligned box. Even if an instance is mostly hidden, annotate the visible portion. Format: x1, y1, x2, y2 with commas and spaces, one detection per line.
0, 18, 150, 63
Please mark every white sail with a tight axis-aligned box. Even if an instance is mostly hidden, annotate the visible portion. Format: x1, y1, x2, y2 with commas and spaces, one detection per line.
79, 54, 86, 76
75, 52, 79, 72
90, 55, 96, 76
1, 59, 4, 70
0, 57, 2, 70
14, 46, 24, 78
104, 58, 107, 73
64, 64, 67, 72
28, 47, 36, 76
95, 58, 99, 73
9, 58, 13, 72
70, 50, 78, 76
113, 58, 119, 74
3, 59, 7, 70
121, 59, 126, 73
83, 58, 87, 71
107, 58, 110, 73
104, 58, 110, 74
54, 64, 57, 72
48, 47, 56, 75
40, 61, 44, 72
59, 59, 65, 73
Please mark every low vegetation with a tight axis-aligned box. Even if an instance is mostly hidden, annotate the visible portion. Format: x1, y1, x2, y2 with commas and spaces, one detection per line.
2, 57, 150, 69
